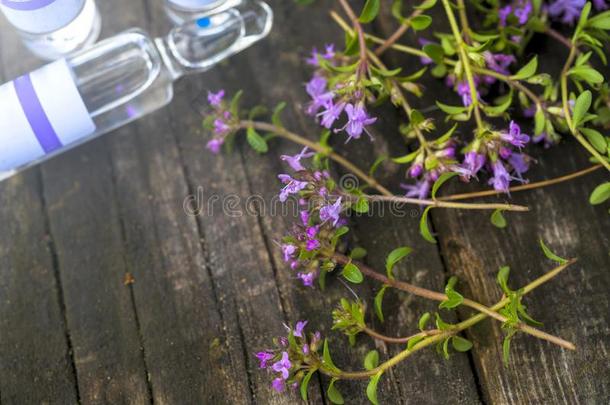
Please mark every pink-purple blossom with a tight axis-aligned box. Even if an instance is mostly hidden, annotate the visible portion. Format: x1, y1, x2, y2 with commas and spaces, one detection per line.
549, 0, 586, 25
272, 352, 292, 379
280, 147, 315, 171
319, 197, 343, 226
298, 272, 316, 287
255, 351, 274, 368
339, 103, 377, 141
489, 160, 511, 192
206, 138, 224, 154
207, 89, 225, 107
501, 121, 530, 148
278, 174, 309, 202
294, 320, 308, 337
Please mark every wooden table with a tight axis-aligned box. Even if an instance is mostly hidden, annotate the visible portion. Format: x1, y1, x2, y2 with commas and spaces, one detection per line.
0, 1, 608, 404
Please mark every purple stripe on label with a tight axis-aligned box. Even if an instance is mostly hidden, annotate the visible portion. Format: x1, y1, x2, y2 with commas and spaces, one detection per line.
13, 73, 63, 153
0, 0, 57, 11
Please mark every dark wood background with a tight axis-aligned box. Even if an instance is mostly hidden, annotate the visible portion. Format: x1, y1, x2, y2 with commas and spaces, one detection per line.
0, 0, 608, 404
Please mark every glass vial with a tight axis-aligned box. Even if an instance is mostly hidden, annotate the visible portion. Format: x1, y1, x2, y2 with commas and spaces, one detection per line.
0, 0, 101, 60
0, 1, 273, 181
164, 0, 242, 25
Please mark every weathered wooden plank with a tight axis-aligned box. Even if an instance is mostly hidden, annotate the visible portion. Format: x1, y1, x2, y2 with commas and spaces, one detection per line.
0, 17, 79, 405
99, 1, 254, 403
33, 1, 154, 402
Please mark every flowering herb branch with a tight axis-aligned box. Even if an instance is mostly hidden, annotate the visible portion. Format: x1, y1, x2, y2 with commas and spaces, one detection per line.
256, 254, 576, 402
332, 252, 574, 350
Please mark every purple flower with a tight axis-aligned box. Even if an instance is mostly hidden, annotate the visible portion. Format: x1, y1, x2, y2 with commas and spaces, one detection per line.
281, 244, 296, 262
213, 119, 230, 135
207, 89, 225, 107
401, 178, 432, 200
549, 0, 585, 25
408, 163, 423, 178
484, 52, 516, 76
418, 38, 434, 64
294, 320, 308, 337
302, 344, 310, 355
272, 351, 292, 379
457, 81, 478, 106
298, 272, 316, 287
206, 138, 224, 154
319, 100, 345, 129
455, 151, 486, 180
306, 47, 320, 66
306, 238, 320, 251
300, 210, 309, 225
323, 43, 336, 59
319, 197, 342, 226
306, 226, 318, 238
278, 174, 309, 202
488, 160, 511, 192
255, 351, 274, 368
339, 103, 377, 141
272, 377, 285, 392
501, 121, 530, 148
508, 153, 530, 175
499, 5, 512, 26
593, 0, 608, 10
514, 1, 532, 24
305, 76, 334, 116
280, 147, 315, 171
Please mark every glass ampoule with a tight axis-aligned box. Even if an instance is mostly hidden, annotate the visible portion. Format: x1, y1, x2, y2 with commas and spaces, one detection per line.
0, 1, 273, 181
164, 0, 242, 25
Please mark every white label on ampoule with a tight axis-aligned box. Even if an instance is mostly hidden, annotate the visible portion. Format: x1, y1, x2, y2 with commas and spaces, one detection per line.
0, 59, 95, 172
0, 0, 85, 34
169, 0, 225, 10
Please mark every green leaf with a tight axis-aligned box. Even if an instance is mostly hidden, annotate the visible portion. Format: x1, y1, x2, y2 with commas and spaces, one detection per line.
246, 127, 268, 153
271, 102, 286, 127
439, 276, 464, 309
350, 247, 368, 260
371, 66, 403, 77
490, 209, 507, 229
374, 286, 387, 322
589, 182, 610, 205
587, 10, 610, 29
385, 246, 412, 279
366, 373, 383, 405
568, 65, 604, 85
229, 90, 243, 116
435, 313, 452, 330
248, 105, 267, 120
392, 149, 420, 164
423, 43, 445, 64
502, 329, 517, 366
327, 379, 344, 404
497, 266, 511, 294
411, 15, 432, 31
359, 0, 380, 23
484, 92, 513, 117
342, 262, 364, 284
419, 207, 436, 243
580, 127, 607, 153
364, 350, 379, 370
418, 312, 431, 331
436, 101, 467, 115
441, 337, 450, 359
300, 369, 316, 401
407, 335, 425, 350
415, 0, 437, 10
534, 107, 546, 135
539, 239, 569, 264
451, 336, 473, 352
573, 90, 592, 128
369, 155, 387, 176
512, 56, 538, 80
431, 172, 459, 199
323, 339, 339, 371
353, 196, 370, 213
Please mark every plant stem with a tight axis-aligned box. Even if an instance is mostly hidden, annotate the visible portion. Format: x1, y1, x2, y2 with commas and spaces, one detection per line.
441, 0, 484, 132
440, 164, 603, 201
560, 46, 610, 172
363, 326, 441, 344
545, 27, 575, 51
238, 120, 393, 196
364, 193, 529, 212
333, 253, 575, 350
456, 0, 472, 43
337, 0, 368, 76
374, 8, 424, 56
323, 259, 577, 379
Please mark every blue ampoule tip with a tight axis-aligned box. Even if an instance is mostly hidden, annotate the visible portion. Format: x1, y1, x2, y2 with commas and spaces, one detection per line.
197, 17, 211, 28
